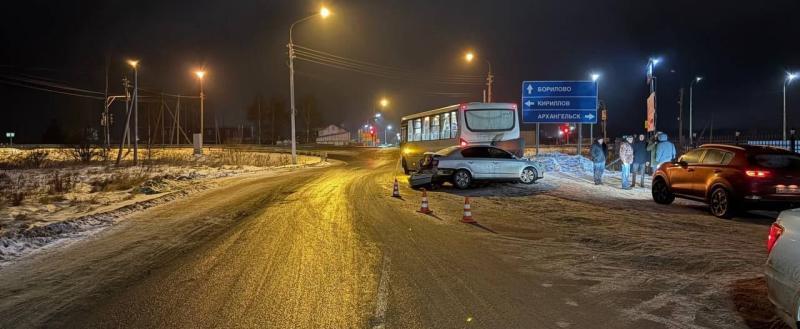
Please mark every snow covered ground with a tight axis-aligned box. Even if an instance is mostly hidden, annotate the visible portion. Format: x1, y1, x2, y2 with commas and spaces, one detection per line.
0, 147, 324, 264
401, 152, 786, 328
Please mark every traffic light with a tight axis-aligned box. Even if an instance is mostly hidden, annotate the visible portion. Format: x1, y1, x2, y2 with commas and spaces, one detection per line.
561, 124, 570, 135
369, 126, 376, 136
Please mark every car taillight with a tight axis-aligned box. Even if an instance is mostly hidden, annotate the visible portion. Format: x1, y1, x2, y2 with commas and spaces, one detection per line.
767, 222, 784, 254
460, 138, 468, 147
746, 170, 770, 178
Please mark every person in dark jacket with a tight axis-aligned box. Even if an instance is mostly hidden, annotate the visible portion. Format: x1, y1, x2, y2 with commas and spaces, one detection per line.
590, 138, 608, 185
632, 134, 649, 188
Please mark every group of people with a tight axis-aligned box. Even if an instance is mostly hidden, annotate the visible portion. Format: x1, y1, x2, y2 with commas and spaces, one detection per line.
590, 132, 676, 189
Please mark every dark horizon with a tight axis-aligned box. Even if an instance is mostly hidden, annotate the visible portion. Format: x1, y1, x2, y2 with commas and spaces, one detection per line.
2, 0, 800, 143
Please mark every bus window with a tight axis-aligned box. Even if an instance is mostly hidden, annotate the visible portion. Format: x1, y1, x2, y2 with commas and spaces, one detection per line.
422, 116, 431, 140
404, 122, 411, 142
464, 109, 515, 131
414, 119, 422, 141
441, 113, 451, 139
450, 112, 458, 138
431, 115, 440, 140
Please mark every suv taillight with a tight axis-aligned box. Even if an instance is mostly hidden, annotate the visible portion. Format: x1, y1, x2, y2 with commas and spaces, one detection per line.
746, 170, 770, 178
767, 222, 784, 254
460, 138, 468, 147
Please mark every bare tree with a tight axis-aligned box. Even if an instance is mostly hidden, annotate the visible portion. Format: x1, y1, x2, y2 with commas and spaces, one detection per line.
300, 95, 319, 144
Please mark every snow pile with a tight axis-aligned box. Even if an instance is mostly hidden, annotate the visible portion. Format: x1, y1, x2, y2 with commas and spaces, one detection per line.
0, 189, 190, 263
532, 152, 594, 175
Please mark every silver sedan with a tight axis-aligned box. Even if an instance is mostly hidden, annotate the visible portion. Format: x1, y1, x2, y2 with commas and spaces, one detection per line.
420, 145, 544, 189
766, 209, 800, 329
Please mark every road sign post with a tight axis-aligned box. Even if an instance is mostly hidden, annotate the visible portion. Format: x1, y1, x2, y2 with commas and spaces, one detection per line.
521, 81, 599, 125
5, 132, 14, 146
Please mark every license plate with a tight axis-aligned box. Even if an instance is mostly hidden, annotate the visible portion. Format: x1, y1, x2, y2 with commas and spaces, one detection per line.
776, 185, 800, 194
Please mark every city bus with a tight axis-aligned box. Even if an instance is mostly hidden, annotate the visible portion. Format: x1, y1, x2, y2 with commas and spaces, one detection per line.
399, 102, 522, 173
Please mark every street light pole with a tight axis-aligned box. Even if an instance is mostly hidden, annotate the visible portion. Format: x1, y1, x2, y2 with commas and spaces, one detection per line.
288, 7, 329, 164
689, 76, 702, 147
486, 60, 493, 103
784, 73, 797, 141
195, 71, 206, 145
127, 60, 139, 165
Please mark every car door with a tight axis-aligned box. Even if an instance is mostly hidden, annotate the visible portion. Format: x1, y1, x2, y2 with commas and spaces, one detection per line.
667, 149, 705, 195
487, 147, 518, 179
691, 149, 729, 197
460, 147, 492, 179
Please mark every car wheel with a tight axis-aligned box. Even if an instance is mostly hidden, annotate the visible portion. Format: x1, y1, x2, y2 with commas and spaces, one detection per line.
520, 167, 538, 184
709, 187, 736, 219
453, 169, 472, 189
652, 177, 675, 205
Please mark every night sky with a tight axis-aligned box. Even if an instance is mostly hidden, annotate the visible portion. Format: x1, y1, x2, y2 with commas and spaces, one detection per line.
2, 0, 800, 143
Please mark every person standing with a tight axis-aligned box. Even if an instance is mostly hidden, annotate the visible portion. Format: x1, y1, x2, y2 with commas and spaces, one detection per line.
619, 135, 634, 190
590, 138, 607, 185
654, 133, 677, 168
632, 134, 649, 188
647, 133, 659, 173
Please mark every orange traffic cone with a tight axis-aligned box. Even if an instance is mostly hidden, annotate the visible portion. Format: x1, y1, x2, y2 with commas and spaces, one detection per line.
392, 178, 401, 198
417, 188, 433, 214
461, 197, 476, 223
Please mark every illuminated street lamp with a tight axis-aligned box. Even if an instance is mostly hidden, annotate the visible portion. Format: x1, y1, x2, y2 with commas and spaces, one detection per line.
647, 57, 662, 132
785, 72, 798, 140
288, 6, 331, 164
380, 98, 389, 108
384, 125, 392, 146
194, 70, 206, 148
689, 76, 703, 146
464, 51, 493, 102
127, 59, 140, 164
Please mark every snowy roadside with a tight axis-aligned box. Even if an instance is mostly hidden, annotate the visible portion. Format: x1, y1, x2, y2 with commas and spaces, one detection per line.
402, 152, 784, 328
0, 148, 329, 264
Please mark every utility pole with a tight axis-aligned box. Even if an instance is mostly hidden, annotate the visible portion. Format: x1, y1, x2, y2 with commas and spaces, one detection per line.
129, 61, 139, 165
257, 97, 262, 145
486, 61, 493, 103
678, 87, 684, 149
689, 76, 702, 146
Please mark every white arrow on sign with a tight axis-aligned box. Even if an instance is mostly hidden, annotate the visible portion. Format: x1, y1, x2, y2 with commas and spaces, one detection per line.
585, 113, 595, 120
524, 100, 534, 107
526, 84, 533, 94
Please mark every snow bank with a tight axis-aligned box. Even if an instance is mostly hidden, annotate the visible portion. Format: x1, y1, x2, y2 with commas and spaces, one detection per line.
532, 152, 594, 175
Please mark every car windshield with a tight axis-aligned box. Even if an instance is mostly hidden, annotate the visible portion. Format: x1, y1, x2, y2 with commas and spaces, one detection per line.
750, 153, 800, 170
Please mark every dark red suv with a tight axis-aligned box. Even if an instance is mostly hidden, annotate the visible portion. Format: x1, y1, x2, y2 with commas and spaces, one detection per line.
652, 144, 800, 218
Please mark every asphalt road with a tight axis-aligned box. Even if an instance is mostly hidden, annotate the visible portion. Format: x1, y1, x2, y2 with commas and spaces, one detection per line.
0, 148, 656, 328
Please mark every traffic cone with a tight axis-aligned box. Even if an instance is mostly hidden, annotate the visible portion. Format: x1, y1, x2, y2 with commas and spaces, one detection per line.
461, 197, 476, 223
392, 178, 401, 198
417, 188, 433, 214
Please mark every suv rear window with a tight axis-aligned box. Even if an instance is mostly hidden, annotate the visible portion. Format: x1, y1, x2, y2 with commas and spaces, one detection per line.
750, 154, 800, 170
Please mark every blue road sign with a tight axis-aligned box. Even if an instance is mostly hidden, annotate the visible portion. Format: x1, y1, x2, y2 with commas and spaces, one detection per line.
521, 81, 598, 124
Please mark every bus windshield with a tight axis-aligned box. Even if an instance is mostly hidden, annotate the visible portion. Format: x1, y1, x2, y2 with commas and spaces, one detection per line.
464, 109, 515, 132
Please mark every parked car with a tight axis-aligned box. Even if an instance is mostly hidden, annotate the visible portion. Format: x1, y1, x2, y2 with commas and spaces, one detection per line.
409, 145, 543, 189
766, 209, 800, 329
652, 144, 800, 218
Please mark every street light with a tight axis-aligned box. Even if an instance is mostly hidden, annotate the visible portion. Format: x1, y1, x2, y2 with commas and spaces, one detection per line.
127, 59, 139, 164
689, 76, 703, 146
194, 70, 206, 149
785, 72, 798, 141
647, 57, 662, 132
590, 73, 601, 141
288, 6, 331, 164
464, 51, 493, 102
380, 98, 389, 108
385, 125, 392, 146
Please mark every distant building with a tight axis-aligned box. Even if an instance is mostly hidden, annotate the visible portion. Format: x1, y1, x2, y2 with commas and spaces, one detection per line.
316, 125, 351, 146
